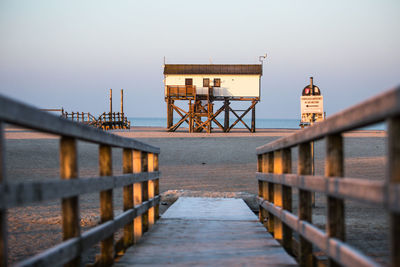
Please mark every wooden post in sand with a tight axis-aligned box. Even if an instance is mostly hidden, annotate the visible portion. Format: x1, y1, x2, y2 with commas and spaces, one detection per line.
388, 117, 400, 267
0, 122, 7, 267
123, 148, 134, 249
60, 137, 81, 267
133, 150, 142, 243
325, 134, 344, 267
99, 145, 114, 265
298, 142, 313, 266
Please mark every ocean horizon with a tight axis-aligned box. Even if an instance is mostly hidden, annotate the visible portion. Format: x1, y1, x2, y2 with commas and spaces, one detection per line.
128, 117, 386, 130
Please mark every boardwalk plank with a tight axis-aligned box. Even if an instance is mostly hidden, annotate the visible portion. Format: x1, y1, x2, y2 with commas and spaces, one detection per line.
115, 197, 297, 266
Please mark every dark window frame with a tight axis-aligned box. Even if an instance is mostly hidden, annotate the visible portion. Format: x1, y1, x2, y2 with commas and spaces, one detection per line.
203, 78, 210, 87
214, 78, 221, 87
185, 78, 193, 86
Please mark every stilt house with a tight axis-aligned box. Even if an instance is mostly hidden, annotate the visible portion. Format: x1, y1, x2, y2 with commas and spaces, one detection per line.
164, 64, 262, 133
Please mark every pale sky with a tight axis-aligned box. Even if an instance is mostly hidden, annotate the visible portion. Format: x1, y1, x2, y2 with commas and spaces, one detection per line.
1, 0, 399, 119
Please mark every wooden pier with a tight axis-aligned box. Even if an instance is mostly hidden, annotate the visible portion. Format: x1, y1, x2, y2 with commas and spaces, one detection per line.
115, 197, 297, 266
45, 89, 131, 130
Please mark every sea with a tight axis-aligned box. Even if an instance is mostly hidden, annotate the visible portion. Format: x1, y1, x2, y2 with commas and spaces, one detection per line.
128, 117, 386, 130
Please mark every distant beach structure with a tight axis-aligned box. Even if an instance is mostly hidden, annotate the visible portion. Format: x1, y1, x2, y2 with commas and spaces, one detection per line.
300, 77, 325, 128
163, 62, 264, 133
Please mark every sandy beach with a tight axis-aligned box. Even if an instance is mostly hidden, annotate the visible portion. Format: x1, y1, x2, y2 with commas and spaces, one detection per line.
4, 126, 389, 265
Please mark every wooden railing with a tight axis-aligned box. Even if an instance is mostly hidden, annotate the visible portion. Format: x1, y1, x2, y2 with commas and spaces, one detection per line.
0, 94, 160, 266
166, 85, 196, 98
256, 86, 400, 267
98, 112, 130, 130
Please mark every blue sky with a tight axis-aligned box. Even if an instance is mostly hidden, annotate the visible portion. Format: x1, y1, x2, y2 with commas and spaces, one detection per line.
0, 0, 399, 119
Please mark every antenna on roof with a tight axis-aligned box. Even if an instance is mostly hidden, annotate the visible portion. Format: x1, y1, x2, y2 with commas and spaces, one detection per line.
209, 57, 213, 64
163, 56, 166, 66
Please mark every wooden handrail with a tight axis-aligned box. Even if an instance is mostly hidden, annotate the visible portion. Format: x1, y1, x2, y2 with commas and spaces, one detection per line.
0, 172, 159, 209
256, 86, 400, 267
0, 94, 161, 266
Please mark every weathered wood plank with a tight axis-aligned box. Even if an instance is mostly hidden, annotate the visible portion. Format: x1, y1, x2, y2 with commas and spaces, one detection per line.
60, 137, 81, 267
281, 148, 292, 255
133, 150, 142, 243
257, 173, 386, 208
16, 197, 160, 267
141, 152, 149, 233
388, 117, 400, 267
116, 198, 298, 267
259, 199, 381, 267
325, 134, 344, 267
0, 95, 159, 154
273, 149, 293, 249
99, 145, 114, 266
257, 86, 400, 155
147, 153, 155, 228
122, 148, 133, 249
267, 152, 274, 236
0, 172, 159, 209
0, 122, 7, 267
154, 154, 160, 220
258, 154, 267, 225
298, 142, 313, 267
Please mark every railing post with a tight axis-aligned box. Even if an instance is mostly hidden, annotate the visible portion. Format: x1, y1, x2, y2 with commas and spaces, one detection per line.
273, 149, 292, 253
99, 145, 113, 266
257, 154, 264, 224
122, 148, 133, 249
298, 142, 313, 267
283, 149, 293, 253
60, 137, 80, 267
388, 117, 400, 267
267, 152, 274, 235
133, 150, 142, 243
154, 154, 160, 220
0, 122, 8, 267
258, 154, 269, 228
147, 153, 155, 228
273, 150, 283, 241
141, 152, 149, 233
326, 134, 344, 267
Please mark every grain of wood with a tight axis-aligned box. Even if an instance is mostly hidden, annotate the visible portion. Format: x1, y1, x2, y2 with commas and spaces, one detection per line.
60, 137, 81, 267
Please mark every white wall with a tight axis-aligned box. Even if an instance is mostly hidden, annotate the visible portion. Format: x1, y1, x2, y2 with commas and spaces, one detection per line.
165, 74, 260, 97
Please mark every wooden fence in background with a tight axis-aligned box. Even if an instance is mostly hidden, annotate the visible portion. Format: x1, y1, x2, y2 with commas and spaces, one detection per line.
0, 94, 160, 266
257, 86, 400, 267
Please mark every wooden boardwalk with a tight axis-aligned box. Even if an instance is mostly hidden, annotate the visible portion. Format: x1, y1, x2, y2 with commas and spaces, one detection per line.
115, 197, 297, 266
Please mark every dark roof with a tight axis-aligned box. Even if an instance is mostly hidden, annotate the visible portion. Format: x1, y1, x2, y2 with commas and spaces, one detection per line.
164, 64, 262, 75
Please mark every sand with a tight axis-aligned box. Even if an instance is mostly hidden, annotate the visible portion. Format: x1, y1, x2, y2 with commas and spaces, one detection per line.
3, 126, 389, 265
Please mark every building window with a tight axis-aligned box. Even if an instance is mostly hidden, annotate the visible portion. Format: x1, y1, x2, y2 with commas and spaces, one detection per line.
214, 78, 221, 87
203, 78, 210, 87
185, 78, 193, 86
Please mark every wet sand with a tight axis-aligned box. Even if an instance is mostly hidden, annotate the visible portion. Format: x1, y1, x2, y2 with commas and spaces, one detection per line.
3, 126, 389, 265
